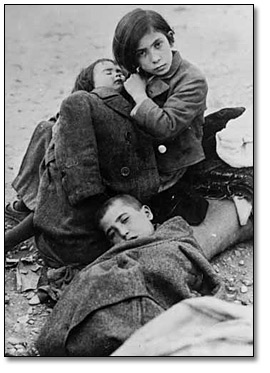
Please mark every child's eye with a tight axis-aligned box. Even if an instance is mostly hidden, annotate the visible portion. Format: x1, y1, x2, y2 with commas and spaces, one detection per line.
154, 41, 162, 49
136, 50, 146, 58
121, 216, 129, 224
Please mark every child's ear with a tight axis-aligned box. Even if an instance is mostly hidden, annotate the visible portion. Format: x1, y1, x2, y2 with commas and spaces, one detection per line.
142, 205, 153, 221
167, 31, 175, 45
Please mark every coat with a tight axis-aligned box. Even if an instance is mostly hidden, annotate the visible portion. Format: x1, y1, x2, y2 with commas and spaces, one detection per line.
36, 216, 223, 356
33, 89, 160, 268
55, 89, 160, 206
132, 51, 208, 175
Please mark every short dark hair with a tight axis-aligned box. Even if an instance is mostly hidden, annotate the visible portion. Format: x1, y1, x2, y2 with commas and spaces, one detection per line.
71, 58, 115, 93
95, 194, 143, 229
113, 8, 174, 73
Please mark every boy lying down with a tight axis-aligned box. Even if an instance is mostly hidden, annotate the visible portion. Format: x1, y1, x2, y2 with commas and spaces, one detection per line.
36, 194, 226, 357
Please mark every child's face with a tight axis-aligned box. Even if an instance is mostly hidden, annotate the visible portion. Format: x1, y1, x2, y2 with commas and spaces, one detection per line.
93, 61, 125, 92
100, 200, 155, 246
135, 30, 173, 76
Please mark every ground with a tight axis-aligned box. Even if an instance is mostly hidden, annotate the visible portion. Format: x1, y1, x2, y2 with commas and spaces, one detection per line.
4, 5, 253, 356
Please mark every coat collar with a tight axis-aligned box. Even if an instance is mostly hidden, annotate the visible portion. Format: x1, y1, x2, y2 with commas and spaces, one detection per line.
146, 50, 182, 98
91, 87, 133, 119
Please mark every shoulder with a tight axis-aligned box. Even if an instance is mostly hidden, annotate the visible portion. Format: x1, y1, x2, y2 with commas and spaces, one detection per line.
172, 51, 207, 86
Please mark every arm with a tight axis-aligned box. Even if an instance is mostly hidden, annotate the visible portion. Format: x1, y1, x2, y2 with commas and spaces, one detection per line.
131, 77, 208, 141
5, 212, 34, 254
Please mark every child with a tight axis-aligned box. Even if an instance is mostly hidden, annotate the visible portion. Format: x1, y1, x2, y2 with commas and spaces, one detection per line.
5, 59, 127, 255
5, 58, 125, 223
96, 194, 252, 261
36, 193, 223, 357
5, 58, 160, 267
113, 8, 209, 224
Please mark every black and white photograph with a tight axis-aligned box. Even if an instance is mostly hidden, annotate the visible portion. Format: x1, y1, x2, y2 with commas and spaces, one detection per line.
4, 4, 255, 360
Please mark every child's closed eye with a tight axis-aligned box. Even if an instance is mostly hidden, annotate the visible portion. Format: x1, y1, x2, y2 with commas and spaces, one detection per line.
120, 216, 129, 224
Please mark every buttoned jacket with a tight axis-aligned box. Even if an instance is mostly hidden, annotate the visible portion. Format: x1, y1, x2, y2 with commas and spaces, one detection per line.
133, 51, 208, 174
55, 89, 160, 206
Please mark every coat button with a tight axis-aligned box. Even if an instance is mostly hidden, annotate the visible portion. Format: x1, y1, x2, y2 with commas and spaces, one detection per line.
126, 132, 132, 142
121, 167, 130, 177
158, 145, 167, 154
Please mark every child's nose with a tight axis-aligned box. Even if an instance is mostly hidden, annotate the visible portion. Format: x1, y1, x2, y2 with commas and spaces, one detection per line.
150, 51, 161, 63
115, 70, 122, 78
118, 226, 129, 240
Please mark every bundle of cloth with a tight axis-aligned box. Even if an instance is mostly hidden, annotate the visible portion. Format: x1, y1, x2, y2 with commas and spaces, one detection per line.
112, 296, 253, 357
183, 106, 253, 226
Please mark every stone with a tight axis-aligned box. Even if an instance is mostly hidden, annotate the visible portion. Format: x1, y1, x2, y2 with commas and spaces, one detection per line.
29, 295, 40, 306
213, 264, 219, 273
17, 315, 29, 324
7, 336, 25, 345
26, 291, 35, 300
6, 347, 17, 356
240, 285, 248, 293
238, 260, 245, 266
234, 300, 242, 304
20, 244, 28, 251
242, 279, 253, 286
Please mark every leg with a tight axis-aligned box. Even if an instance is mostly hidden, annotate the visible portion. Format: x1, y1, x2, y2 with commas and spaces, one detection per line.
5, 213, 34, 254
192, 199, 253, 261
11, 120, 54, 211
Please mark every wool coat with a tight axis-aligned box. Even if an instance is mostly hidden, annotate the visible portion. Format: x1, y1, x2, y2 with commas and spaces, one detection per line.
132, 51, 208, 176
33, 89, 160, 268
36, 216, 223, 357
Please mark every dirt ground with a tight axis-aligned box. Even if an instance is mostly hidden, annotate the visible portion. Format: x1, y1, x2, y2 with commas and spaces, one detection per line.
4, 5, 253, 357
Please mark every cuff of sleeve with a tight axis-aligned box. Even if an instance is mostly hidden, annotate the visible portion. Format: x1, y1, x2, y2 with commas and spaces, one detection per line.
131, 98, 158, 123
130, 98, 151, 118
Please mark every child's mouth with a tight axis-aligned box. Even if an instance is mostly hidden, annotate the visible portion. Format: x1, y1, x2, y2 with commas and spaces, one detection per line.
155, 64, 166, 72
114, 79, 123, 85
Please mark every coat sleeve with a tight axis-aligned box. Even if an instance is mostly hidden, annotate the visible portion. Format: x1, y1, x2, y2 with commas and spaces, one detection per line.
54, 91, 105, 206
132, 77, 208, 141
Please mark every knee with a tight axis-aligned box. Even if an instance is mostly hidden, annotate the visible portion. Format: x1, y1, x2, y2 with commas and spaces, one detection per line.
34, 120, 54, 136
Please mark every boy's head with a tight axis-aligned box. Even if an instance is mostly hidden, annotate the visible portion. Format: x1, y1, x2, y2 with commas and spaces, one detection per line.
113, 8, 174, 73
96, 194, 154, 246
72, 58, 125, 93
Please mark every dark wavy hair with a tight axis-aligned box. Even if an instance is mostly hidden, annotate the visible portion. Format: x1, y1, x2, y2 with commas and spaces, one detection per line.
113, 8, 174, 74
71, 58, 115, 93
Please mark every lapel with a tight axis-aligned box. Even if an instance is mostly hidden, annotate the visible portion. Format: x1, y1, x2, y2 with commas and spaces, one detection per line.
91, 87, 133, 119
147, 79, 170, 99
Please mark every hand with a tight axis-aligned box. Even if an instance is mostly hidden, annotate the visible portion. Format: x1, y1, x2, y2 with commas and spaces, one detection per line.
124, 74, 148, 104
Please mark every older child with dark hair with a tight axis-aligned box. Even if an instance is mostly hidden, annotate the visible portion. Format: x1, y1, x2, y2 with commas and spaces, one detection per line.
113, 8, 209, 223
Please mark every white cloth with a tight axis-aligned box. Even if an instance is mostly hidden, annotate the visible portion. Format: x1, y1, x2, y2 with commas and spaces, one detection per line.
216, 109, 253, 168
111, 296, 253, 357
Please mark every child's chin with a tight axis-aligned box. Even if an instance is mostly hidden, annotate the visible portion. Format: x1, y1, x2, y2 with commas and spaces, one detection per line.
114, 84, 123, 92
